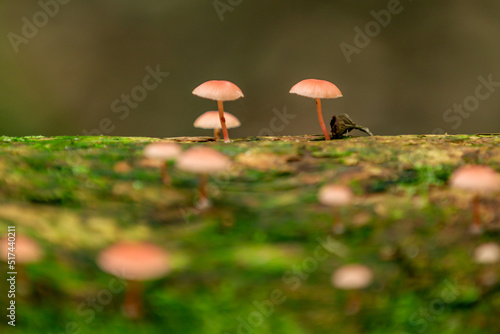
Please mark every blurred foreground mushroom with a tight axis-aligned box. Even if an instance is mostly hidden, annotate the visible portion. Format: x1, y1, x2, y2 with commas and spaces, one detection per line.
318, 184, 354, 234
194, 111, 241, 140
474, 243, 500, 287
290, 79, 343, 140
176, 147, 232, 209
192, 80, 244, 143
332, 264, 373, 315
0, 235, 43, 296
97, 242, 170, 319
474, 243, 500, 264
143, 142, 182, 185
449, 165, 500, 234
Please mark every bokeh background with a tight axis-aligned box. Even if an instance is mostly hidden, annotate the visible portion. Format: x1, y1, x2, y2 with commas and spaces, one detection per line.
1, 0, 500, 138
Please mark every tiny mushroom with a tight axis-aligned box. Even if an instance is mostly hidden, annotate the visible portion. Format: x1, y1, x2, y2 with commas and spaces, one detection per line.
449, 165, 500, 234
332, 264, 373, 290
0, 235, 43, 264
332, 264, 373, 315
192, 80, 244, 143
474, 242, 500, 287
176, 146, 232, 209
194, 111, 241, 140
318, 184, 354, 234
1, 235, 43, 295
97, 242, 170, 319
289, 79, 343, 140
143, 142, 182, 185
474, 243, 500, 264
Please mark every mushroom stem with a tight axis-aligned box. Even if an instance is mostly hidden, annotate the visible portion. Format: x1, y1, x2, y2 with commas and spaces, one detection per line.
316, 98, 331, 140
471, 195, 483, 234
123, 280, 143, 319
332, 207, 345, 234
17, 266, 32, 297
160, 163, 171, 186
214, 128, 221, 140
217, 100, 230, 143
345, 291, 362, 315
197, 173, 210, 209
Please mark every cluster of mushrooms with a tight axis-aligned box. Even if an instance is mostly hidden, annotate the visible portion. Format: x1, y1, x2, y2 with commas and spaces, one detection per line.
137, 136, 499, 316
1, 164, 499, 318
1, 79, 500, 319
313, 165, 500, 312
143, 142, 230, 209
192, 79, 343, 142
318, 165, 500, 236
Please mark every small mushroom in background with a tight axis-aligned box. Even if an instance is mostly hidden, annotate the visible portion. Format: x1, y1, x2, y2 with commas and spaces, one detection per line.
289, 79, 343, 141
194, 111, 241, 140
176, 147, 232, 209
474, 243, 500, 264
192, 80, 244, 143
0, 235, 43, 296
449, 165, 500, 234
114, 161, 132, 174
97, 242, 170, 319
474, 243, 500, 287
331, 264, 373, 315
0, 235, 43, 263
318, 184, 354, 234
143, 142, 182, 185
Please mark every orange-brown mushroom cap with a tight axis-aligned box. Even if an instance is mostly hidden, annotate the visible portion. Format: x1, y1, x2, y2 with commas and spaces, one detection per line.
290, 79, 343, 99
194, 111, 241, 129
97, 242, 170, 281
192, 80, 244, 101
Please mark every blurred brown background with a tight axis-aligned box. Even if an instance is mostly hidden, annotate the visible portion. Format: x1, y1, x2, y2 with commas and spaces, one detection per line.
0, 0, 499, 137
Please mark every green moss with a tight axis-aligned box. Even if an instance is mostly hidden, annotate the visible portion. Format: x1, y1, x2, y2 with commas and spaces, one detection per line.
1, 134, 500, 334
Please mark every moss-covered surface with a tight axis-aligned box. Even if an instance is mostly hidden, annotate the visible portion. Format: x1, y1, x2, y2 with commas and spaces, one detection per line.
1, 134, 500, 334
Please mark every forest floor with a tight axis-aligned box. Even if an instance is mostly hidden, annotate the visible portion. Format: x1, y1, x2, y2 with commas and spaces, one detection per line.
1, 134, 500, 334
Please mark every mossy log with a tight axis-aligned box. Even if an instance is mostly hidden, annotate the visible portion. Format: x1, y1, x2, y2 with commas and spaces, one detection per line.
1, 134, 500, 334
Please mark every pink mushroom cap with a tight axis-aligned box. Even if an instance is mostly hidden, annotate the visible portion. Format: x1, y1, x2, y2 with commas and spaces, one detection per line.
318, 184, 354, 206
449, 165, 500, 194
176, 147, 232, 174
97, 242, 170, 281
0, 236, 43, 264
332, 264, 373, 290
290, 79, 343, 99
474, 243, 500, 264
194, 111, 241, 129
143, 142, 182, 161
192, 80, 244, 101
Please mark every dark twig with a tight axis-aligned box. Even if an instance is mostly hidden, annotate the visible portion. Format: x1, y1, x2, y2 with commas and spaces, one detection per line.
330, 114, 373, 139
